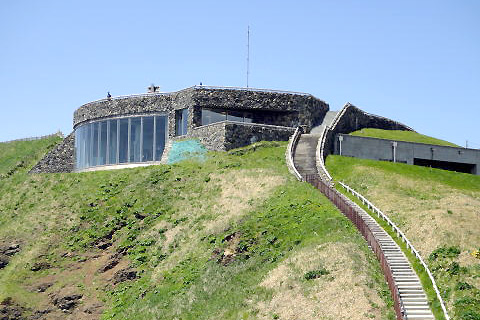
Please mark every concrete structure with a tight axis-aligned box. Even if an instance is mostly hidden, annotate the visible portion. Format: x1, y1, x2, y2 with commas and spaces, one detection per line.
334, 134, 480, 175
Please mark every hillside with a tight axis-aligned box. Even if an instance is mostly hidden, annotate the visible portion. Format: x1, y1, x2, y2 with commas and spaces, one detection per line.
0, 138, 395, 320
349, 128, 459, 147
326, 155, 480, 320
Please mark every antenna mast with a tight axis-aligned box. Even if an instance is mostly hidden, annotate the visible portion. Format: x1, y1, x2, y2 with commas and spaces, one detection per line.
247, 26, 250, 88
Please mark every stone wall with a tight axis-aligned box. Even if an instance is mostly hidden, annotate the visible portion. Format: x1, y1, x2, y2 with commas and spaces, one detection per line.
74, 87, 329, 138
323, 103, 414, 158
30, 133, 75, 173
189, 122, 227, 151
224, 123, 295, 150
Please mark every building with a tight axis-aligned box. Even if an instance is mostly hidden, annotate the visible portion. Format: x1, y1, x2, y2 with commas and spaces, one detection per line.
32, 86, 329, 173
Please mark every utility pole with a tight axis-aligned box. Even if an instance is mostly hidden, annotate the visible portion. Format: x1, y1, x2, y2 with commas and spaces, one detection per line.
246, 26, 250, 88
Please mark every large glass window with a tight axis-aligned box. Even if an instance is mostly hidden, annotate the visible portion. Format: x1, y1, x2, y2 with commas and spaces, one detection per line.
107, 120, 118, 164
202, 109, 226, 125
130, 117, 141, 163
75, 114, 168, 170
155, 116, 166, 161
119, 119, 129, 163
142, 117, 154, 162
99, 121, 107, 166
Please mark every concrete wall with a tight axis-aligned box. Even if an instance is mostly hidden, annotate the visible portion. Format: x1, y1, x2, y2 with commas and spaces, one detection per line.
334, 134, 480, 175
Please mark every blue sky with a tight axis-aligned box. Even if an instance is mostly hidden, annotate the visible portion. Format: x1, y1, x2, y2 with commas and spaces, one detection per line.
1, 1, 479, 147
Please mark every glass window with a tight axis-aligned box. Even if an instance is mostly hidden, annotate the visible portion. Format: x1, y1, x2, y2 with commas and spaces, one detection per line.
75, 114, 168, 170
201, 109, 226, 125
142, 116, 154, 162
244, 112, 253, 123
227, 110, 244, 122
119, 118, 129, 163
108, 120, 118, 164
155, 116, 167, 161
92, 123, 99, 165
130, 117, 141, 162
175, 108, 188, 136
99, 121, 107, 165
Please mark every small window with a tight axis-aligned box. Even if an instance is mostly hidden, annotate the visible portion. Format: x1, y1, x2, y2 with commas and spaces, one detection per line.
175, 108, 189, 136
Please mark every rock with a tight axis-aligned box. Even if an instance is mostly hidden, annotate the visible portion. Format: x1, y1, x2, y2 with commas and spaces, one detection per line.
34, 282, 53, 293
0, 243, 21, 256
96, 241, 112, 250
0, 254, 9, 269
29, 308, 52, 319
80, 303, 103, 315
112, 268, 137, 284
98, 253, 122, 273
50, 292, 82, 311
30, 262, 50, 272
0, 297, 26, 320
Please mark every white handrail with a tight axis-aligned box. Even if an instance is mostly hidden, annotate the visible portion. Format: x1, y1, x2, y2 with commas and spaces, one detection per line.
286, 127, 303, 181
338, 182, 450, 320
316, 126, 333, 181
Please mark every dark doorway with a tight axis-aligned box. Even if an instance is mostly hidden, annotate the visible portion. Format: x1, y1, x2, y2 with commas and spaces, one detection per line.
413, 158, 476, 174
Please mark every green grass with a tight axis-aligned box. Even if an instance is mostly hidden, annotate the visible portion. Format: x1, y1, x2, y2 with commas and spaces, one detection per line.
350, 128, 459, 147
326, 155, 480, 320
0, 139, 396, 319
0, 136, 62, 176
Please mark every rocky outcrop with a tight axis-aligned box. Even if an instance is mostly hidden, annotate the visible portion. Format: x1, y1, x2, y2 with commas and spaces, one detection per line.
29, 133, 75, 173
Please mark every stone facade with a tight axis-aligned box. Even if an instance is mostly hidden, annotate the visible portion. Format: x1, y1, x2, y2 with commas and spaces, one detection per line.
73, 86, 329, 138
224, 122, 295, 150
30, 133, 75, 173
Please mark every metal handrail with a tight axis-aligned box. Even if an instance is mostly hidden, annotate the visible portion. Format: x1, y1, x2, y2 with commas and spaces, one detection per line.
304, 174, 407, 320
339, 182, 450, 320
286, 127, 303, 181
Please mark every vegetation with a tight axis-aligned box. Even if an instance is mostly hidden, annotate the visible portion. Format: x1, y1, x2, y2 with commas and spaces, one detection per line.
326, 154, 480, 320
349, 128, 459, 147
0, 138, 395, 319
0, 136, 61, 177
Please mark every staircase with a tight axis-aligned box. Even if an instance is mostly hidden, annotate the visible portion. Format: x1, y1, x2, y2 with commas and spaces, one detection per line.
290, 109, 436, 319
293, 134, 320, 176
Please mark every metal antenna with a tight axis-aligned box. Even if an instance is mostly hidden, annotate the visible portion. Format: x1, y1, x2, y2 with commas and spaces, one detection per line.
247, 25, 250, 88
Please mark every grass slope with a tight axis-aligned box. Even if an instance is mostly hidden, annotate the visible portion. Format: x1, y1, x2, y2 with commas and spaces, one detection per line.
0, 139, 395, 320
0, 136, 62, 176
326, 155, 480, 320
350, 128, 459, 147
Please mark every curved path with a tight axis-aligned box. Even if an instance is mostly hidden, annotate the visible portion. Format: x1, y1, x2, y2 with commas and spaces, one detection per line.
291, 117, 435, 319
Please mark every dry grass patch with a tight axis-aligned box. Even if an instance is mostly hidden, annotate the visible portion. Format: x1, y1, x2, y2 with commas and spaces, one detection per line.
254, 242, 389, 320
353, 166, 480, 260
205, 169, 285, 234
152, 169, 285, 280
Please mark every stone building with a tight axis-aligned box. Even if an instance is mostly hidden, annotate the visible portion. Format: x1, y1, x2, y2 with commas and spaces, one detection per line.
32, 86, 329, 173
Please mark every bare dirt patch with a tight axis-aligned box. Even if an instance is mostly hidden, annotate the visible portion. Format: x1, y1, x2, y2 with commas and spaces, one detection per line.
254, 242, 389, 320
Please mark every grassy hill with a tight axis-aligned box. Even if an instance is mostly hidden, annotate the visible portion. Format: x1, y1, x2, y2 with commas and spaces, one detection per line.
0, 138, 395, 320
349, 128, 459, 147
326, 155, 480, 320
